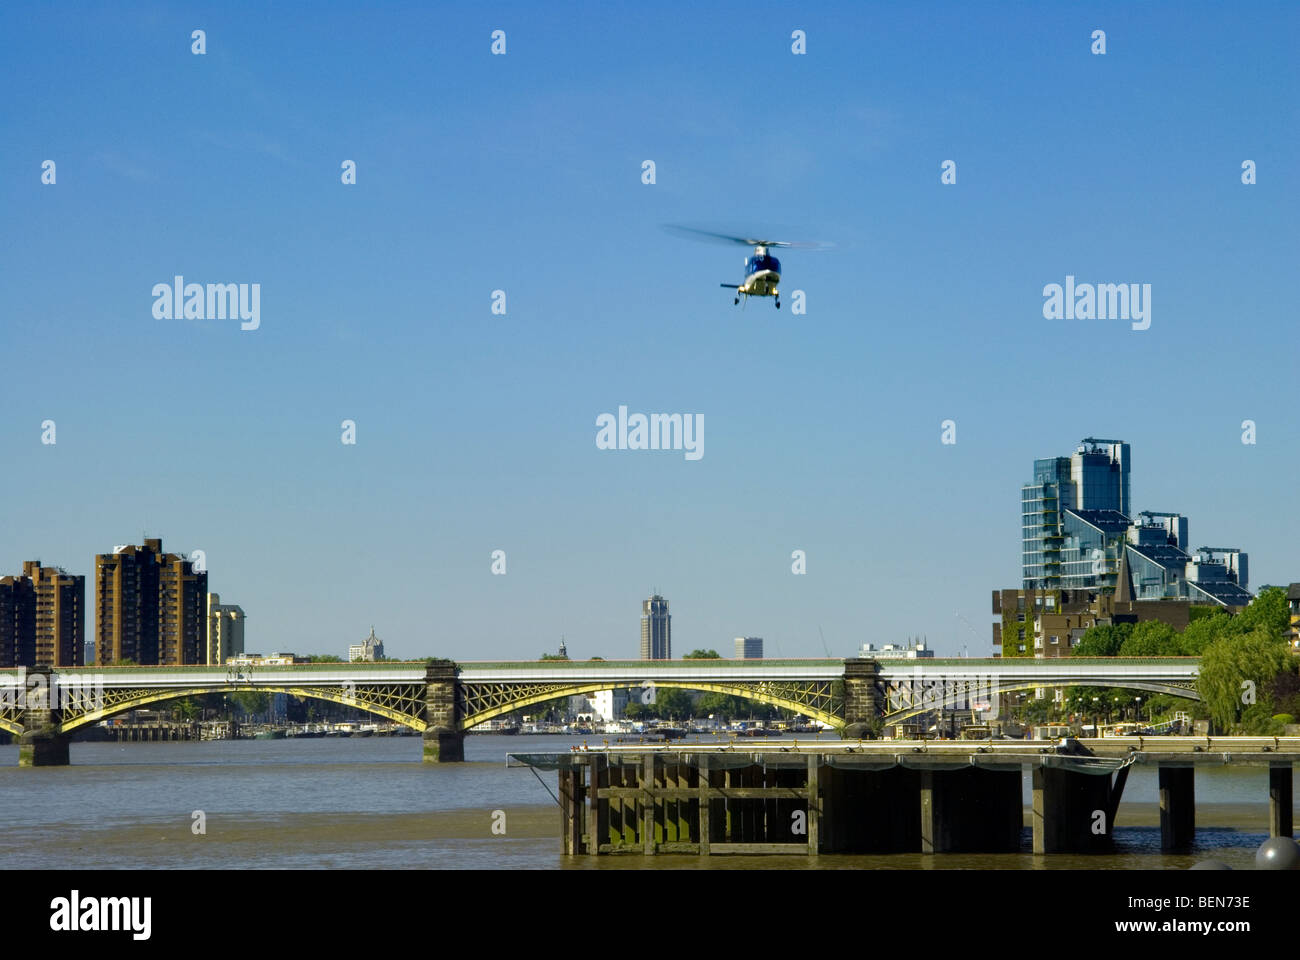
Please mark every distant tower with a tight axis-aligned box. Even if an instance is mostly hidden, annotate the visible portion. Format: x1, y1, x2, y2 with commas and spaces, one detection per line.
558, 637, 568, 659
349, 626, 384, 662
640, 595, 671, 660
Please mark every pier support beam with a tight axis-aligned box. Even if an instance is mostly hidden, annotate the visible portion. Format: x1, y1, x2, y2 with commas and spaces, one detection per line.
589, 755, 607, 856
1032, 765, 1114, 854
806, 756, 821, 855
422, 660, 464, 763
18, 724, 70, 767
17, 667, 69, 767
1269, 763, 1292, 839
820, 766, 919, 852
698, 756, 711, 855
921, 768, 1021, 853
841, 659, 882, 739
1158, 765, 1195, 850
559, 767, 585, 855
643, 755, 656, 856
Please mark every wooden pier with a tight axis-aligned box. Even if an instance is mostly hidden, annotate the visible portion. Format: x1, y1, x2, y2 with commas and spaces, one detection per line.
109, 721, 200, 742
512, 737, 1300, 856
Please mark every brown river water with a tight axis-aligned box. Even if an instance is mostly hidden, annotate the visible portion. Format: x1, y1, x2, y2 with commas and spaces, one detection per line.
0, 734, 1291, 869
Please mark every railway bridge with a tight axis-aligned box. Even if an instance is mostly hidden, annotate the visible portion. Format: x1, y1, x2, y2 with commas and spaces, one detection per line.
0, 656, 1202, 765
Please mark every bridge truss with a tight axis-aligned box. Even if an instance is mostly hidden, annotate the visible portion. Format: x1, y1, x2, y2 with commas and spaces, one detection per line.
0, 659, 1205, 737
460, 679, 842, 729
881, 677, 1201, 725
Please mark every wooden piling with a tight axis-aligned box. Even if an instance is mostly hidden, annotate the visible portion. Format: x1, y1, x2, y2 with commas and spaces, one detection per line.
806, 756, 820, 855
1269, 763, 1292, 838
1158, 765, 1195, 850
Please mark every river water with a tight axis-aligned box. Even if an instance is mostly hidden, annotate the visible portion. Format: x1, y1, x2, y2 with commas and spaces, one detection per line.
0, 735, 1291, 869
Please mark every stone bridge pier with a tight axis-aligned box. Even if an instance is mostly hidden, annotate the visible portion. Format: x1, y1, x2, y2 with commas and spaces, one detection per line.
17, 667, 70, 767
422, 660, 464, 763
841, 658, 883, 739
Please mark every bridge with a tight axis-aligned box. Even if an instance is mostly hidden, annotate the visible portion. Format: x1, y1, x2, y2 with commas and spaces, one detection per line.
0, 656, 1203, 765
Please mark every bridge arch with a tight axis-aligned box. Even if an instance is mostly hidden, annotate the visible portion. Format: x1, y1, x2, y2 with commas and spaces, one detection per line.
53, 683, 429, 735
883, 679, 1201, 725
461, 680, 843, 730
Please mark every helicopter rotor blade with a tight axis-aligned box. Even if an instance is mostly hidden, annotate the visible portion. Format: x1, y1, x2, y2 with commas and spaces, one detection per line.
663, 225, 833, 250
663, 225, 758, 246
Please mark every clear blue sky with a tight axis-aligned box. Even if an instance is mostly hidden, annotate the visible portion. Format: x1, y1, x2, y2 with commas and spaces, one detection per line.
2, 2, 1297, 661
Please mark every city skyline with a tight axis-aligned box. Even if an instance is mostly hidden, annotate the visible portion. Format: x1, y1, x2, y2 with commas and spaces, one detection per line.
3, 4, 1296, 662
1, 426, 1276, 666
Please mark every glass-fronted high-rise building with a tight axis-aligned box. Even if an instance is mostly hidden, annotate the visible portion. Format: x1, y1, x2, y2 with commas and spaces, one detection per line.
1023, 439, 1131, 589
1004, 438, 1253, 657
640, 595, 671, 659
1022, 457, 1074, 588
1070, 438, 1130, 516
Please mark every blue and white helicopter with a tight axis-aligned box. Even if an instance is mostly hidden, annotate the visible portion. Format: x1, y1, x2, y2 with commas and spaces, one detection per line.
667, 226, 830, 309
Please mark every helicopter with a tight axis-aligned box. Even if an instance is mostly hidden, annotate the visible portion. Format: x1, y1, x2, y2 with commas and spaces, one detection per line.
666, 226, 830, 309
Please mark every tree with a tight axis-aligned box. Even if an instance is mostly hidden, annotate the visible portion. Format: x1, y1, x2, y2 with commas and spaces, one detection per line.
1061, 685, 1133, 722
539, 653, 569, 660
683, 649, 721, 659
637, 687, 694, 720
1118, 620, 1180, 656
1233, 585, 1290, 638
229, 691, 271, 717
514, 695, 567, 722
1268, 669, 1300, 720
695, 692, 756, 719
301, 654, 343, 662
1020, 697, 1052, 724
170, 697, 200, 722
1071, 623, 1132, 657
1180, 612, 1232, 655
1197, 625, 1295, 730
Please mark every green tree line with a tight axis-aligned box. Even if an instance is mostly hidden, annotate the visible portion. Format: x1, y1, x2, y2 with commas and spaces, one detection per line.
1057, 586, 1298, 734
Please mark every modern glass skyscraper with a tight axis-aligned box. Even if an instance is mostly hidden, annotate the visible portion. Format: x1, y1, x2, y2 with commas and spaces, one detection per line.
1022, 457, 1074, 588
640, 594, 671, 659
1070, 438, 1130, 515
1023, 439, 1131, 589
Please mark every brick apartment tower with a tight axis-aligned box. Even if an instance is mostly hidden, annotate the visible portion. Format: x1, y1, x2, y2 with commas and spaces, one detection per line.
0, 574, 36, 667
0, 562, 84, 667
95, 539, 207, 665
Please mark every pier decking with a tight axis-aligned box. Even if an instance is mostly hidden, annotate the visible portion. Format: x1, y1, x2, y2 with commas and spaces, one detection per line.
510, 737, 1300, 855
